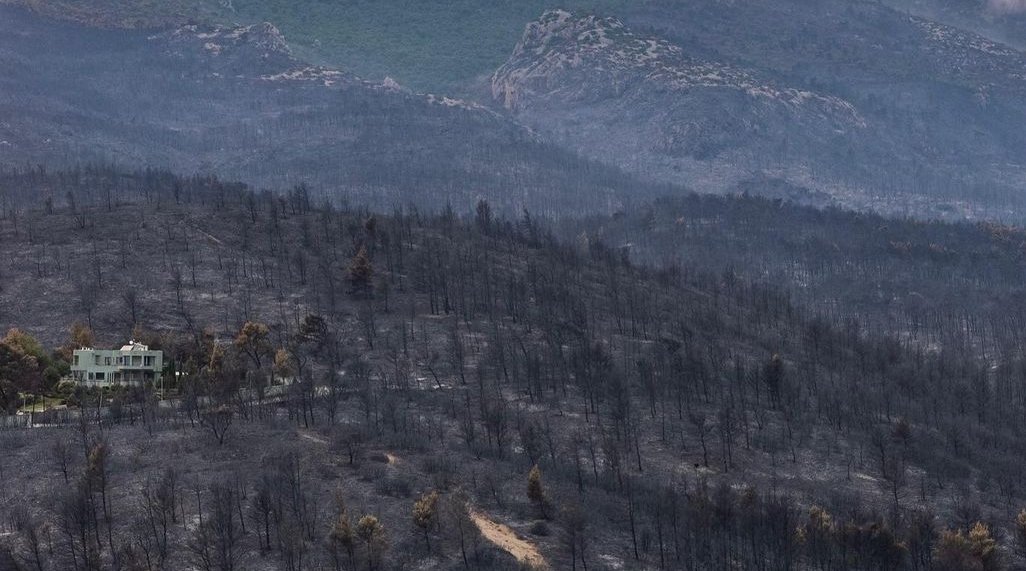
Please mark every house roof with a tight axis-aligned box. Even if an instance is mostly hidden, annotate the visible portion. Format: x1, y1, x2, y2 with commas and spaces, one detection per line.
120, 340, 150, 352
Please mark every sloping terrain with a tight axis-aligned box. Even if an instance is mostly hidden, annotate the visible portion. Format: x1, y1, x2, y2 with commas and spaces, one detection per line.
492, 11, 865, 203
885, 0, 1026, 48
1, 168, 1026, 569
494, 7, 1026, 220
566, 193, 1026, 361
5, 1, 1026, 569
6, 1, 1026, 218
0, 5, 662, 215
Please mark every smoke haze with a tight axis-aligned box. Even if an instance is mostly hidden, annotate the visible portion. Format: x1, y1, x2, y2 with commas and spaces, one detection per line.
989, 0, 1026, 14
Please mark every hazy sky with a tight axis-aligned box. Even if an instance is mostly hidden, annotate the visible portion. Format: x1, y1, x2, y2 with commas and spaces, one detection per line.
990, 0, 1026, 13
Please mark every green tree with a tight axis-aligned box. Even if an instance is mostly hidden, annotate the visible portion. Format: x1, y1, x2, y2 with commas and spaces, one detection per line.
934, 522, 1000, 571
2, 329, 46, 360
348, 247, 374, 297
356, 515, 387, 571
412, 490, 440, 551
0, 329, 49, 410
273, 348, 294, 384
329, 496, 356, 571
234, 321, 272, 371
59, 322, 95, 362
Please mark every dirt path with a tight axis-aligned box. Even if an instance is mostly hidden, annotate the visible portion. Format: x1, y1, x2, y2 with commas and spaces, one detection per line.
190, 222, 224, 246
470, 511, 547, 569
299, 431, 328, 445
298, 432, 406, 470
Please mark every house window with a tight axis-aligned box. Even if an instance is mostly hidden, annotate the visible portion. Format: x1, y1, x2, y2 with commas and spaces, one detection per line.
144, 356, 154, 367
105, 357, 112, 366
73, 355, 79, 366
88, 372, 94, 380
95, 372, 105, 380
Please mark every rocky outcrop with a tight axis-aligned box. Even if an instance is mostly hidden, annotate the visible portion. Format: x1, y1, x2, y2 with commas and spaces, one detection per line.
912, 16, 1026, 88
493, 10, 863, 124
153, 22, 299, 77
491, 11, 872, 201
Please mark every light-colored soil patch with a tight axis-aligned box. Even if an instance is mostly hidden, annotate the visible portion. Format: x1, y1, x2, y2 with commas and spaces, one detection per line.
470, 511, 547, 569
299, 431, 328, 445
384, 452, 399, 465
190, 223, 224, 246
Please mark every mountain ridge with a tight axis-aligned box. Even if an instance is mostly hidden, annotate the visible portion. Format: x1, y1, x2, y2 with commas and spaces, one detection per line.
0, 5, 664, 215
6, 1, 1026, 220
492, 8, 1026, 220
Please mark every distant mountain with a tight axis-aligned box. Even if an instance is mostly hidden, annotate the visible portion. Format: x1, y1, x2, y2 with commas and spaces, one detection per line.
0, 0, 221, 28
0, 0, 640, 92
6, 0, 1026, 219
492, 11, 866, 204
493, 7, 1026, 220
883, 0, 1026, 47
0, 5, 666, 215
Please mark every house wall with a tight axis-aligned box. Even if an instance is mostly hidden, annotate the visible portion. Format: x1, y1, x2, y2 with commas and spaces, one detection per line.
71, 348, 164, 386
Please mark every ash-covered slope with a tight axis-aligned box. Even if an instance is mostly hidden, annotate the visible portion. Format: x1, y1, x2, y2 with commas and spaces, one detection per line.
494, 8, 1026, 220
0, 6, 657, 215
4, 167, 1026, 570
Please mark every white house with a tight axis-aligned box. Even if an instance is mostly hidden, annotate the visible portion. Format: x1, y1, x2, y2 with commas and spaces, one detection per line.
71, 341, 164, 387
